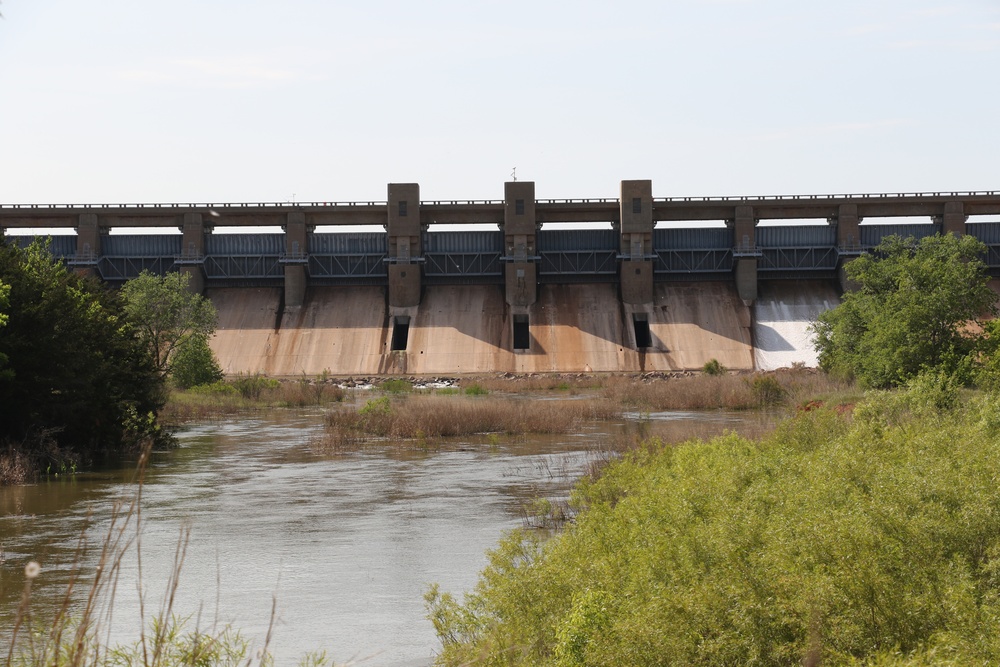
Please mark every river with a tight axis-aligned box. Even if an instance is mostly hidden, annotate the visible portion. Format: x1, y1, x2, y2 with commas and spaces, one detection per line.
0, 403, 764, 665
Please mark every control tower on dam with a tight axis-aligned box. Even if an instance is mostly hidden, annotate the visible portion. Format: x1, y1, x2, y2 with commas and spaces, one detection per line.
3, 183, 999, 375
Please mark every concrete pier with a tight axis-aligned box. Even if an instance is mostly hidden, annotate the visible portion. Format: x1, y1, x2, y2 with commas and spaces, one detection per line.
387, 183, 422, 308
619, 180, 653, 305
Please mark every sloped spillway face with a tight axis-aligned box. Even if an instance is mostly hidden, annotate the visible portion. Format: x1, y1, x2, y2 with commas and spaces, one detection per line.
208, 287, 283, 374
640, 282, 755, 372
269, 286, 388, 376
404, 285, 509, 375
753, 280, 840, 370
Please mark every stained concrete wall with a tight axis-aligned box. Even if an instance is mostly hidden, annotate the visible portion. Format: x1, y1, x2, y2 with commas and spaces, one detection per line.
208, 288, 283, 374
208, 282, 762, 375
632, 283, 755, 371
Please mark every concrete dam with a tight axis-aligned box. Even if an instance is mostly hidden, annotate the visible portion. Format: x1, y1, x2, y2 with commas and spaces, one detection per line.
4, 182, 999, 375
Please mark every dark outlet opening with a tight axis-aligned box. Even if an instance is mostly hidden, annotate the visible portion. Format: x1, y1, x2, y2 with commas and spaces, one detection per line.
513, 315, 530, 350
633, 314, 651, 349
391, 316, 410, 351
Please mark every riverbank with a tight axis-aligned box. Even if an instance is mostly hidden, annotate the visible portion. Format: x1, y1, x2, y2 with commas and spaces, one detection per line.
427, 383, 1000, 666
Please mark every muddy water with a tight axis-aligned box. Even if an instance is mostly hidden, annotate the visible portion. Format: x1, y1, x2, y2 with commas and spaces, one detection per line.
0, 405, 765, 665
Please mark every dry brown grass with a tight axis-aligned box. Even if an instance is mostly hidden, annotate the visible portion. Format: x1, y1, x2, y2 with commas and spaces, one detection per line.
601, 368, 854, 411
467, 374, 605, 393
319, 394, 621, 451
160, 381, 346, 425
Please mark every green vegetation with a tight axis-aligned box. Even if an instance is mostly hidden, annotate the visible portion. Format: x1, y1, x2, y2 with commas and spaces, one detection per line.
427, 383, 1000, 665
169, 334, 224, 389
814, 234, 996, 388
701, 358, 725, 376
379, 378, 413, 393
464, 383, 489, 396
0, 241, 166, 478
120, 271, 218, 380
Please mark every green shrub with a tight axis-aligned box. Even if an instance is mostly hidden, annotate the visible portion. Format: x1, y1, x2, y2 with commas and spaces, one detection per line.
170, 334, 224, 389
428, 390, 1000, 666
748, 373, 786, 406
702, 358, 726, 376
380, 379, 413, 393
359, 396, 392, 416
189, 380, 238, 395
464, 383, 489, 396
229, 373, 279, 400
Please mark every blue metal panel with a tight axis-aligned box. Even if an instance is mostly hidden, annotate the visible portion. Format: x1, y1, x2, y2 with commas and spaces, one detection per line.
310, 232, 387, 254
538, 229, 618, 252
205, 234, 284, 255
654, 228, 731, 250
757, 226, 836, 248
102, 235, 183, 256
424, 231, 503, 253
968, 223, 1000, 245
861, 224, 938, 247
7, 235, 78, 258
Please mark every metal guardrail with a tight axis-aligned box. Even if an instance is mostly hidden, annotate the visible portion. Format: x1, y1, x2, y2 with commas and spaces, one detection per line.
3, 190, 997, 210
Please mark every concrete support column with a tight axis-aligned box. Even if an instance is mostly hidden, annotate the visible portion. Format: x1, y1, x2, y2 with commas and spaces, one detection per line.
503, 181, 537, 307
74, 213, 103, 277
732, 205, 757, 303
835, 204, 861, 293
619, 180, 653, 305
284, 211, 309, 307
836, 204, 860, 249
180, 213, 208, 295
387, 183, 422, 308
733, 205, 755, 251
941, 201, 967, 236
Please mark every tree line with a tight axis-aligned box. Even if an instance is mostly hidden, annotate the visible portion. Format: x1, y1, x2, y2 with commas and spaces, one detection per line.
0, 239, 220, 481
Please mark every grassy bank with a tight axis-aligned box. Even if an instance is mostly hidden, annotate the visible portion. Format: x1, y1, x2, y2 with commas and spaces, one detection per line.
427, 381, 1000, 666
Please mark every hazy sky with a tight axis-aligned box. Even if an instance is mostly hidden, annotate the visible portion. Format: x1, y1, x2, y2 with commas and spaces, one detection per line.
1, 0, 997, 204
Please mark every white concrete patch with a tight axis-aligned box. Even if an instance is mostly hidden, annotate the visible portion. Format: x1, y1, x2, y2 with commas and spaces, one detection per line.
753, 283, 840, 371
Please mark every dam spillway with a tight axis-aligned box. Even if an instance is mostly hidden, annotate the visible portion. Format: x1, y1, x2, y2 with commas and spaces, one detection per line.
4, 181, 999, 375
206, 281, 820, 375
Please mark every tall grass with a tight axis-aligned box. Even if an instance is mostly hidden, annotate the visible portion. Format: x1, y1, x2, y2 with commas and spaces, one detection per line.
601, 368, 854, 411
319, 395, 620, 451
160, 379, 346, 424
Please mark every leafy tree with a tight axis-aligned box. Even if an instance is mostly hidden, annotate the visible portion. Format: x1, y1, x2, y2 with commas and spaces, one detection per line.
170, 333, 224, 389
120, 270, 218, 378
813, 233, 995, 388
0, 240, 165, 463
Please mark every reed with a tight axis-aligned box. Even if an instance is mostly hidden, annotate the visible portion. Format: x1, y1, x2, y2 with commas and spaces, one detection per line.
468, 374, 605, 393
160, 380, 346, 425
319, 394, 621, 450
601, 368, 853, 411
